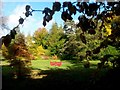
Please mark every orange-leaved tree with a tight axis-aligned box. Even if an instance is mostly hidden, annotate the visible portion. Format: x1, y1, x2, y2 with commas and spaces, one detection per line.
2, 32, 32, 79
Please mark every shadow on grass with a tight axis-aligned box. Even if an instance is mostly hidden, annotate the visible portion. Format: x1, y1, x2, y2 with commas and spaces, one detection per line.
2, 62, 120, 90
1, 65, 15, 78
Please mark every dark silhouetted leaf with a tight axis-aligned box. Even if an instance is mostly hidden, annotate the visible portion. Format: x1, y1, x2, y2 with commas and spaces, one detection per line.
25, 5, 31, 11
53, 2, 61, 11
89, 3, 98, 12
42, 7, 52, 15
43, 20, 46, 26
69, 5, 77, 15
25, 11, 32, 17
63, 2, 69, 7
3, 35, 11, 47
61, 12, 66, 21
19, 17, 24, 24
82, 2, 88, 9
44, 15, 52, 22
10, 29, 17, 39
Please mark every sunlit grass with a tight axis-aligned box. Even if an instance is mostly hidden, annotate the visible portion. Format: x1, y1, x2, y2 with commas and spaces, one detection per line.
31, 59, 74, 70
2, 59, 110, 79
1, 59, 101, 71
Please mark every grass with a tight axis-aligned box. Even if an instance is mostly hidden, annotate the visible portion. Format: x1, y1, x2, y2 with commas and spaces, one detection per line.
1, 59, 105, 75
1, 59, 110, 73
31, 60, 102, 70
31, 59, 74, 70
2, 59, 118, 90
1, 59, 100, 78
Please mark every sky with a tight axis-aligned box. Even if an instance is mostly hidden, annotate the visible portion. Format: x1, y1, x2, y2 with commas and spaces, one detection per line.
0, 0, 79, 37
1, 2, 61, 36
0, 0, 100, 37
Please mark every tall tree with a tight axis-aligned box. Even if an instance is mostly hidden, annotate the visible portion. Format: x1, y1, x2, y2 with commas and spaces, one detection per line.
33, 27, 48, 48
25, 34, 36, 58
47, 23, 66, 56
2, 32, 32, 79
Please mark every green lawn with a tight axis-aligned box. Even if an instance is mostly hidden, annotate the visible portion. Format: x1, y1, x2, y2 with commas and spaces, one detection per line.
2, 59, 115, 90
1, 59, 102, 73
31, 60, 74, 70
2, 59, 106, 82
1, 59, 100, 76
1, 59, 110, 80
31, 60, 102, 70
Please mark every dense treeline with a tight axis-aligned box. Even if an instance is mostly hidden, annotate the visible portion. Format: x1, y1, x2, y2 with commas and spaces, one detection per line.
31, 18, 120, 62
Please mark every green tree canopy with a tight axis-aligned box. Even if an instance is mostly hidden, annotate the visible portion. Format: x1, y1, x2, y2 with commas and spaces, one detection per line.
33, 27, 48, 47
